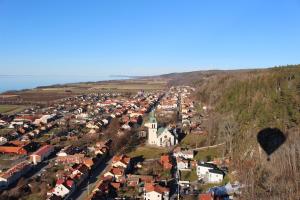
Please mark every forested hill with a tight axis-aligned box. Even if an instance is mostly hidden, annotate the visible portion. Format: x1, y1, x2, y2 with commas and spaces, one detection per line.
165, 65, 300, 200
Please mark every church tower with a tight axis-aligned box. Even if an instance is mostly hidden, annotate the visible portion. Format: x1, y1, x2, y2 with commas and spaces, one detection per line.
147, 110, 157, 145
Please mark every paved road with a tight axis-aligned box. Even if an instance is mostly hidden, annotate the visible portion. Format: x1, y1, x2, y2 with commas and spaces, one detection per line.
68, 156, 113, 200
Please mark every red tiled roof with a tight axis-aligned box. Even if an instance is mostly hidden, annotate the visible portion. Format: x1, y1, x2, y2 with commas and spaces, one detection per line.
32, 145, 53, 156
111, 167, 124, 176
145, 183, 169, 194
0, 146, 27, 155
199, 193, 212, 200
110, 182, 121, 189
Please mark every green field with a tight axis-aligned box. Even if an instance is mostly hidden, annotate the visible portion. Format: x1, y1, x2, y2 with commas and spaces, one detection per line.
180, 169, 198, 182
127, 145, 168, 159
0, 104, 26, 114
194, 146, 223, 161
180, 133, 207, 148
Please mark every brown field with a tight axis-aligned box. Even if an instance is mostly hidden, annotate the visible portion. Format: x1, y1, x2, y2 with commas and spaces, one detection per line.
0, 78, 168, 104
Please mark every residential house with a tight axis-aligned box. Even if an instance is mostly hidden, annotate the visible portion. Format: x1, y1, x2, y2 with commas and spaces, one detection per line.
30, 145, 54, 165
144, 183, 169, 200
197, 162, 224, 183
173, 147, 194, 160
112, 154, 131, 172
197, 162, 218, 179
160, 155, 173, 170
104, 167, 125, 182
0, 160, 32, 189
198, 193, 213, 200
176, 157, 189, 170
56, 153, 85, 164
207, 169, 224, 183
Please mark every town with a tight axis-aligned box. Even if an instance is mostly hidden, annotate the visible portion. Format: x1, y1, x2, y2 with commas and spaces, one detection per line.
0, 86, 242, 200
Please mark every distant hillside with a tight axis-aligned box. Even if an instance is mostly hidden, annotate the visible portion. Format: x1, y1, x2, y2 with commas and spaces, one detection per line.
167, 65, 300, 199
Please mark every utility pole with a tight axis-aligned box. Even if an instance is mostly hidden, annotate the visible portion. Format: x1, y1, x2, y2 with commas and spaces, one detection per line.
177, 168, 180, 200
87, 179, 90, 196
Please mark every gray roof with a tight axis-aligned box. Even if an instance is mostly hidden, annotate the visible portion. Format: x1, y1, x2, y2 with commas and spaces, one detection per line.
157, 127, 166, 137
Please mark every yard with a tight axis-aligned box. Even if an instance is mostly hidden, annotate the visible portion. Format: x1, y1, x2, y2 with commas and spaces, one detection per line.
194, 146, 223, 161
197, 175, 230, 192
127, 145, 168, 159
180, 133, 207, 148
180, 169, 198, 182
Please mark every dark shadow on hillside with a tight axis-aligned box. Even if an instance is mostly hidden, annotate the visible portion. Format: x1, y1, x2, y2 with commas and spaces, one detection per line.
257, 128, 286, 160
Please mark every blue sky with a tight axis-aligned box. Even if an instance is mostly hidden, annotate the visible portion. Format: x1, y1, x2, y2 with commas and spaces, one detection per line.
0, 0, 299, 76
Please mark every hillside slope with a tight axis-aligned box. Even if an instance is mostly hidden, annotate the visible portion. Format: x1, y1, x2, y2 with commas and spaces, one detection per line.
168, 65, 300, 199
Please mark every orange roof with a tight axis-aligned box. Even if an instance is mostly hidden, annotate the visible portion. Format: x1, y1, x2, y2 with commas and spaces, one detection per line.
112, 154, 130, 165
199, 193, 212, 200
110, 182, 121, 189
9, 140, 28, 147
111, 167, 124, 176
83, 158, 94, 168
32, 145, 53, 156
160, 155, 170, 162
145, 183, 169, 194
0, 146, 27, 155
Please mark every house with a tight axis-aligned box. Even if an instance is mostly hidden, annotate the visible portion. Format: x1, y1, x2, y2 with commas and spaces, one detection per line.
0, 146, 27, 155
126, 174, 140, 187
199, 193, 213, 200
104, 167, 125, 182
207, 169, 224, 183
112, 154, 131, 171
160, 155, 173, 170
0, 160, 32, 189
30, 145, 54, 165
0, 137, 8, 145
144, 183, 169, 200
110, 182, 121, 190
146, 111, 177, 147
56, 153, 85, 164
176, 157, 189, 170
173, 147, 194, 160
196, 162, 218, 179
52, 182, 73, 198
197, 162, 224, 183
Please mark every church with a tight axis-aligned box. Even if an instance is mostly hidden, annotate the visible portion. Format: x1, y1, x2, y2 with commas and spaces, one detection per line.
145, 111, 178, 147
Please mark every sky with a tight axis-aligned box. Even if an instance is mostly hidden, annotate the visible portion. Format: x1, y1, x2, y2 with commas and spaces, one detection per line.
0, 0, 300, 77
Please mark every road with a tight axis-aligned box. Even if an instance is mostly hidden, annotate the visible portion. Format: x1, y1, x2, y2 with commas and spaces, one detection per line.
68, 156, 113, 200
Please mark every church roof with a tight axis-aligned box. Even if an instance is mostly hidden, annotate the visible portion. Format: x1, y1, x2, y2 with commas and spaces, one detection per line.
157, 127, 166, 136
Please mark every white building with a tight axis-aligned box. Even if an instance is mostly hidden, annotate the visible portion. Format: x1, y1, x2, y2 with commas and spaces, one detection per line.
176, 157, 189, 170
173, 147, 194, 160
197, 162, 224, 183
145, 111, 177, 147
207, 169, 224, 183
52, 184, 71, 198
144, 184, 169, 200
197, 162, 218, 179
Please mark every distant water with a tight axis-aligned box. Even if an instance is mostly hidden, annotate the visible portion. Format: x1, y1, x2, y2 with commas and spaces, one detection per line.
0, 75, 128, 93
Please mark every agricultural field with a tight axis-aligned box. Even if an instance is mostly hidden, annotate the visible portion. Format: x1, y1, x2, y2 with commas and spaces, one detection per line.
0, 104, 26, 114
0, 78, 167, 104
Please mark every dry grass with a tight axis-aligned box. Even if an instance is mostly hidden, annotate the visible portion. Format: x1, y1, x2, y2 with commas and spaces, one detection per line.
180, 133, 207, 148
127, 145, 168, 159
